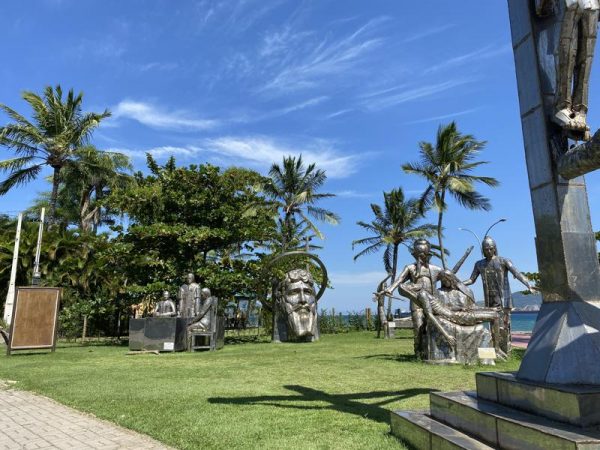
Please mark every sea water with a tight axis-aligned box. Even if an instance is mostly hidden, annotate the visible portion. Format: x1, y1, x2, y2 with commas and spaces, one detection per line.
511, 312, 538, 332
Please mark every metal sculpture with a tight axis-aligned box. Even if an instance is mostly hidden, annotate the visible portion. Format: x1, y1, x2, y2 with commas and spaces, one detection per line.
266, 251, 328, 343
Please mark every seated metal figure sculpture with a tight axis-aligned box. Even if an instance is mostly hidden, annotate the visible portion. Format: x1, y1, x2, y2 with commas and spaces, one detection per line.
385, 239, 443, 359
189, 288, 216, 332
380, 239, 505, 363
153, 291, 177, 317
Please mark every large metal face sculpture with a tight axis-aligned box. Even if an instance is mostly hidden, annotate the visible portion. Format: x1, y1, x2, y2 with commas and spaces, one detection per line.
267, 251, 328, 343
278, 269, 317, 339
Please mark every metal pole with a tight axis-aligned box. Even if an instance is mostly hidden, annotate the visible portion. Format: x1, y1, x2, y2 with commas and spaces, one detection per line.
483, 218, 507, 239
458, 227, 482, 255
32, 208, 45, 285
4, 213, 23, 324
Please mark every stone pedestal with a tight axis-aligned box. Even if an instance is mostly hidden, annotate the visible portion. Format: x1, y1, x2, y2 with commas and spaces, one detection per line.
426, 320, 491, 365
128, 317, 187, 352
390, 372, 600, 449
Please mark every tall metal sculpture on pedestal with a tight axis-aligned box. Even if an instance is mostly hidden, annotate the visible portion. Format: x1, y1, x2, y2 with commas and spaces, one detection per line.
510, 0, 600, 384
389, 3, 600, 446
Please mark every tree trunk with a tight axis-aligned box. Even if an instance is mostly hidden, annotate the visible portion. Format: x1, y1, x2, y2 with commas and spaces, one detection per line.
386, 244, 399, 320
437, 191, 447, 269
49, 166, 61, 224
82, 315, 88, 343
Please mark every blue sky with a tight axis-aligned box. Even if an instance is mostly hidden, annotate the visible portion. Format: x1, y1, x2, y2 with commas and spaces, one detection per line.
2, 0, 600, 312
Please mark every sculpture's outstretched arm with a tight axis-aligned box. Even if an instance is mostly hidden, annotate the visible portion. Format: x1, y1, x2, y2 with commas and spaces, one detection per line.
463, 265, 479, 286
505, 259, 535, 293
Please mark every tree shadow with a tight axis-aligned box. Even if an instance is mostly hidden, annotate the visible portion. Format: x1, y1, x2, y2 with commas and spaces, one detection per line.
358, 353, 418, 363
208, 385, 435, 424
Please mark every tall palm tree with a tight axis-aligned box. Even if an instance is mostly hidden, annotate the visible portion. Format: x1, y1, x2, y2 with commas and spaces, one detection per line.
402, 122, 499, 269
352, 188, 436, 334
0, 85, 111, 221
262, 155, 340, 251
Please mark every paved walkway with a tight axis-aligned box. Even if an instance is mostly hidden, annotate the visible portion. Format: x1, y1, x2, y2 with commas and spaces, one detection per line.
0, 384, 172, 450
511, 332, 531, 349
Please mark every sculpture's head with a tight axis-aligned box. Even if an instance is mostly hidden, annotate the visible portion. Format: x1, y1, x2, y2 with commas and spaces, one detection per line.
186, 273, 196, 284
278, 268, 317, 338
439, 270, 459, 289
162, 290, 171, 300
201, 287, 211, 300
482, 237, 498, 259
411, 239, 432, 264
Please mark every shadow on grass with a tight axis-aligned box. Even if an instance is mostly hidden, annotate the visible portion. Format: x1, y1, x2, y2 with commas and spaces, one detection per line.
358, 353, 418, 363
224, 335, 271, 346
208, 385, 435, 424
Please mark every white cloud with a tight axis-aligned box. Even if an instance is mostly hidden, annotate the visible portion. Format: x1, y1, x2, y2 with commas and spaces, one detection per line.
112, 100, 219, 131
404, 107, 481, 125
259, 17, 389, 94
361, 78, 474, 111
198, 136, 363, 178
334, 190, 374, 199
107, 146, 199, 160
107, 135, 365, 179
138, 62, 179, 72
402, 24, 456, 43
425, 44, 511, 74
330, 271, 387, 287
325, 109, 354, 119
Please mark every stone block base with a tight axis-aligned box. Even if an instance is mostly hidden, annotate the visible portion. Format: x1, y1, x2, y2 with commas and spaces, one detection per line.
390, 372, 600, 449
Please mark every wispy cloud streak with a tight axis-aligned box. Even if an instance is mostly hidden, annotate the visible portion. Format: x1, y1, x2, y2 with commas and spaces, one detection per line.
112, 100, 219, 131
259, 17, 389, 94
402, 24, 456, 43
361, 78, 474, 111
425, 44, 511, 74
404, 107, 481, 125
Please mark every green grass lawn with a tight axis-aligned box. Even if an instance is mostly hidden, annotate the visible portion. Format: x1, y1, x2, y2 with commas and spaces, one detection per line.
0, 331, 522, 449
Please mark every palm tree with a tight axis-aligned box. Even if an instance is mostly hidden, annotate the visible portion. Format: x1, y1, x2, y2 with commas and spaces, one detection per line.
262, 155, 340, 251
402, 122, 499, 269
0, 85, 111, 222
352, 188, 436, 335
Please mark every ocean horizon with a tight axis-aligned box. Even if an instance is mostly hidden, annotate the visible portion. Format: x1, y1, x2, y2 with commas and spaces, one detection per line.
511, 311, 538, 333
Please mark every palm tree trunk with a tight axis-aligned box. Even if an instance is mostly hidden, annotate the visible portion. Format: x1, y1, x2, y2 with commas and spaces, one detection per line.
386, 244, 399, 321
437, 191, 447, 269
49, 166, 61, 224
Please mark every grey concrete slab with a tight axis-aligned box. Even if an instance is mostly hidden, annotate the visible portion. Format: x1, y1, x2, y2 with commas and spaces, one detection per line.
513, 36, 544, 114
390, 410, 493, 450
430, 391, 600, 449
477, 372, 600, 427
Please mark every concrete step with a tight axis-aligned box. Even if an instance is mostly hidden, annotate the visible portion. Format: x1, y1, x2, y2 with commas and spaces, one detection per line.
390, 409, 493, 450
476, 371, 600, 427
430, 391, 600, 450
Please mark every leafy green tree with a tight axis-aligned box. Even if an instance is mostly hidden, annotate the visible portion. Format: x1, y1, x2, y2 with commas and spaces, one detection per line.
352, 188, 436, 336
106, 155, 276, 304
0, 86, 111, 221
402, 122, 499, 269
262, 155, 340, 251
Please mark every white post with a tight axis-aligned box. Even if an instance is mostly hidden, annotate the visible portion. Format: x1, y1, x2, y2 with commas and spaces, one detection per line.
32, 208, 45, 285
4, 213, 23, 325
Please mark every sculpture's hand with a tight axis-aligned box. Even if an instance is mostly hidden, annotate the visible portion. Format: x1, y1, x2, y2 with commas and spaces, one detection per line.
445, 334, 456, 348
527, 286, 538, 295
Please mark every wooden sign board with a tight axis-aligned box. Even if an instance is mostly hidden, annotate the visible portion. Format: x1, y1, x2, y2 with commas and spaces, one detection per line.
7, 287, 61, 355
